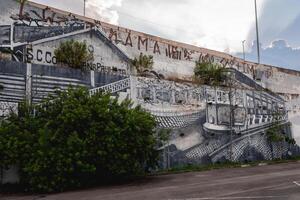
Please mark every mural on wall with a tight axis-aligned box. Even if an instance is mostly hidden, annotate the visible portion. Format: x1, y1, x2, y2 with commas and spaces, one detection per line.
24, 43, 127, 75
0, 0, 260, 79
133, 70, 298, 167
0, 0, 296, 81
1, 0, 300, 167
10, 2, 86, 27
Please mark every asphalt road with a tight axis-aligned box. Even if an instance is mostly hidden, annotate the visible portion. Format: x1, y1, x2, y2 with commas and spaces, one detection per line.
2, 162, 300, 200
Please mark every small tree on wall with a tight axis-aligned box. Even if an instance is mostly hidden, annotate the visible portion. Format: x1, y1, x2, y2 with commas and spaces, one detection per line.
266, 112, 294, 159
131, 53, 154, 75
193, 61, 226, 87
194, 61, 240, 161
266, 113, 284, 142
54, 39, 93, 70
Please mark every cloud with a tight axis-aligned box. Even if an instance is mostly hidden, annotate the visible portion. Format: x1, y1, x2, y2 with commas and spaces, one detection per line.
277, 14, 300, 47
31, 0, 84, 15
85, 0, 123, 24
117, 0, 265, 53
247, 0, 300, 50
31, 0, 123, 25
31, 0, 300, 62
235, 39, 300, 70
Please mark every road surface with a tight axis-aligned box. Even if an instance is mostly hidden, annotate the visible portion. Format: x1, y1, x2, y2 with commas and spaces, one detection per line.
2, 162, 300, 200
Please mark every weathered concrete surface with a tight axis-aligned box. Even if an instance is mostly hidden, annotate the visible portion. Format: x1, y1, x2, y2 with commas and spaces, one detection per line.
2, 162, 300, 200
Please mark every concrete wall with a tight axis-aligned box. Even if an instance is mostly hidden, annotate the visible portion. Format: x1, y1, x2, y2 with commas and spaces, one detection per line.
0, 60, 127, 104
2, 0, 300, 97
1, 0, 300, 171
28, 31, 129, 74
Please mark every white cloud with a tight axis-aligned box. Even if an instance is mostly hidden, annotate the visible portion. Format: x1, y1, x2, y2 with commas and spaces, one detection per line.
236, 39, 300, 70
31, 0, 123, 25
31, 0, 268, 52
118, 0, 265, 53
248, 0, 300, 49
30, 0, 300, 57
85, 0, 123, 24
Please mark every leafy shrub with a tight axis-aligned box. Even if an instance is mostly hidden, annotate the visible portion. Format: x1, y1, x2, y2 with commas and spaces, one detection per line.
194, 62, 226, 86
266, 112, 286, 143
54, 39, 93, 70
0, 87, 158, 192
131, 53, 154, 75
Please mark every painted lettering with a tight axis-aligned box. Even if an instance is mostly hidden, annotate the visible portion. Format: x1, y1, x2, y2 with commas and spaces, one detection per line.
153, 41, 161, 54
108, 28, 118, 43
183, 49, 192, 61
138, 36, 148, 51
125, 32, 133, 47
166, 45, 181, 60
37, 49, 43, 62
26, 48, 33, 63
45, 51, 52, 63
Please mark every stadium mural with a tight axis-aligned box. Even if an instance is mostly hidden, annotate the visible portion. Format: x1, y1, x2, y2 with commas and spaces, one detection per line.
1, 0, 300, 168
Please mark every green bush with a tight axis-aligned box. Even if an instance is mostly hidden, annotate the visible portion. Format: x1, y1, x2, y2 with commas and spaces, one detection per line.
0, 87, 159, 192
194, 61, 226, 86
54, 39, 93, 69
130, 53, 154, 74
266, 112, 287, 143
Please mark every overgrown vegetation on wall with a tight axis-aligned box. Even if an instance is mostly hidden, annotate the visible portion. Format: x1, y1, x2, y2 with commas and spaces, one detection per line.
193, 61, 227, 86
266, 112, 296, 158
0, 87, 160, 192
54, 40, 93, 70
131, 53, 154, 75
266, 112, 294, 144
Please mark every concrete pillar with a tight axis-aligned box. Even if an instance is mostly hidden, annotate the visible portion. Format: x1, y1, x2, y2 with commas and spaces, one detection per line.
25, 63, 32, 105
130, 76, 138, 106
90, 70, 95, 88
184, 90, 188, 104
171, 90, 176, 104
152, 87, 157, 103
187, 91, 192, 105
1, 166, 19, 184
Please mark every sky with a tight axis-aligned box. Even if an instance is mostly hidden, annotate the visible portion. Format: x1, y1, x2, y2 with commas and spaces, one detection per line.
31, 0, 300, 70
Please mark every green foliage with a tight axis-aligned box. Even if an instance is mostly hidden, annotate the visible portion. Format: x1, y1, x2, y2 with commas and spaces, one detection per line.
156, 161, 241, 175
285, 137, 296, 145
266, 125, 285, 143
131, 53, 154, 74
156, 129, 171, 148
0, 87, 159, 192
155, 158, 300, 175
194, 62, 227, 86
54, 40, 93, 70
266, 112, 287, 143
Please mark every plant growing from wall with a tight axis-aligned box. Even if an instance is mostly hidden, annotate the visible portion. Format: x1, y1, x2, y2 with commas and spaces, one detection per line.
194, 62, 243, 161
54, 39, 93, 70
0, 87, 160, 192
285, 136, 296, 145
266, 112, 292, 159
131, 53, 154, 75
266, 112, 284, 141
193, 61, 227, 87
